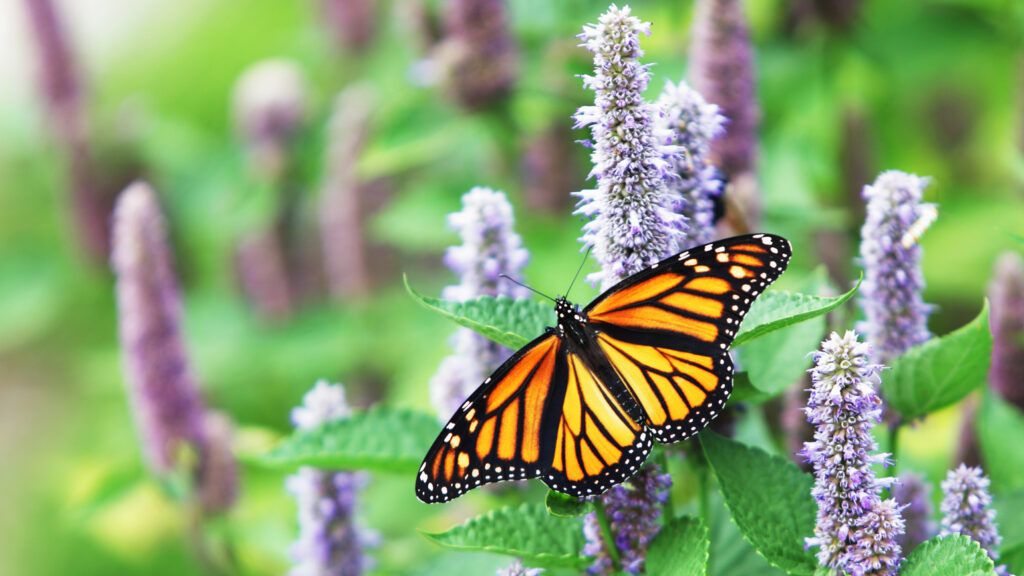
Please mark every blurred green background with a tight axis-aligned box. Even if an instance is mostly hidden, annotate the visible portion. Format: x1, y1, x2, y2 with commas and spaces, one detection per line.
0, 0, 1022, 574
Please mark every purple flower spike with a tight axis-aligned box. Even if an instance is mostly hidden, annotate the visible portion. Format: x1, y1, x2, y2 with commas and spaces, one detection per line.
891, 472, 935, 553
575, 5, 682, 289
688, 0, 759, 179
439, 0, 518, 109
287, 381, 376, 575
940, 464, 1008, 575
989, 252, 1024, 409
430, 187, 528, 417
112, 182, 209, 477
858, 170, 935, 363
232, 59, 309, 182
656, 80, 726, 250
582, 463, 671, 575
801, 331, 904, 575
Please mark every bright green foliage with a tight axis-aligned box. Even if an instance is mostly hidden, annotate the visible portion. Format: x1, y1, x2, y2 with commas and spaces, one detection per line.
545, 489, 592, 518
423, 503, 587, 568
646, 516, 710, 576
883, 302, 992, 421
900, 535, 997, 576
261, 407, 438, 473
405, 276, 554, 349
701, 431, 818, 575
979, 391, 1024, 493
731, 278, 860, 346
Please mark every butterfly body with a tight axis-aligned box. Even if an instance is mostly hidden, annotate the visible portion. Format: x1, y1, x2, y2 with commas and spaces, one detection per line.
417, 234, 791, 503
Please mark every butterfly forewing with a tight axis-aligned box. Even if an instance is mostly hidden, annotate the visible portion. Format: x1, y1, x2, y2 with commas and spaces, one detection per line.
584, 233, 791, 443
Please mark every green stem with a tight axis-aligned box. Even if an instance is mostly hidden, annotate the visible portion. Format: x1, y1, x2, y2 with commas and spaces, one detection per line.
694, 440, 711, 523
594, 499, 621, 569
657, 449, 675, 521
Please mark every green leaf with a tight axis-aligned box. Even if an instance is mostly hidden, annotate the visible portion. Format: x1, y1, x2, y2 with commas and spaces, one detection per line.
701, 431, 818, 575
978, 391, 1024, 493
647, 516, 710, 576
729, 372, 771, 404
883, 302, 992, 421
1002, 541, 1024, 576
900, 535, 997, 576
707, 491, 785, 576
261, 407, 438, 473
545, 490, 592, 518
738, 270, 831, 395
732, 276, 860, 347
404, 275, 554, 349
423, 503, 586, 568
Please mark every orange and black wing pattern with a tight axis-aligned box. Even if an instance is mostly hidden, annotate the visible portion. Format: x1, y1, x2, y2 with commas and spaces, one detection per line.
416, 333, 563, 502
541, 350, 652, 497
585, 233, 791, 443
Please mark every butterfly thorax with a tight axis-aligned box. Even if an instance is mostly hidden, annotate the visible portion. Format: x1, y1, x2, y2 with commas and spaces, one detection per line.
553, 296, 590, 345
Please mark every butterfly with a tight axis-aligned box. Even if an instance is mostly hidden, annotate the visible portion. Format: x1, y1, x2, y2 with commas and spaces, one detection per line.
416, 233, 791, 503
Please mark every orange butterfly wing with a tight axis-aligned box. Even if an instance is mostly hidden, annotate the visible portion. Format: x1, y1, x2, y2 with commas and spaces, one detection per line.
585, 233, 791, 443
416, 333, 563, 502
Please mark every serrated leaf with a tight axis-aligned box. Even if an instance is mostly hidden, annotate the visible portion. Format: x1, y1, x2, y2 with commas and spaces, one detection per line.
732, 276, 860, 347
423, 503, 586, 568
647, 516, 710, 576
900, 535, 997, 576
708, 491, 785, 576
545, 490, 592, 518
261, 407, 438, 473
405, 276, 554, 349
738, 271, 831, 396
701, 431, 818, 575
978, 391, 1024, 494
883, 302, 992, 421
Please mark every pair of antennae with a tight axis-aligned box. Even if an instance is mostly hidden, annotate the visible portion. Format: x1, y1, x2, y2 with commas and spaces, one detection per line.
499, 246, 592, 303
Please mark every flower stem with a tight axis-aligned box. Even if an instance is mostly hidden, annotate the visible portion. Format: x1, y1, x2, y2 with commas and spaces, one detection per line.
594, 499, 622, 569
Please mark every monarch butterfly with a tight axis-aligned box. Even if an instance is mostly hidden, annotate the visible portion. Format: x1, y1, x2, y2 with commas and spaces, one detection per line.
416, 233, 791, 503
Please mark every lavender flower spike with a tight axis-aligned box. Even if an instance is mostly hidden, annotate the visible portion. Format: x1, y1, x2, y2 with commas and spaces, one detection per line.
891, 472, 934, 553
858, 171, 935, 363
940, 464, 1007, 574
232, 59, 308, 182
989, 252, 1024, 409
287, 380, 376, 576
801, 331, 904, 575
439, 0, 518, 109
575, 5, 682, 289
582, 463, 671, 575
430, 187, 528, 417
112, 182, 208, 477
656, 80, 726, 250
497, 559, 543, 576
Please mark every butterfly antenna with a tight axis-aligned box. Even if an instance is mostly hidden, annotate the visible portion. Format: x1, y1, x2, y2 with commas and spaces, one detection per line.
566, 246, 593, 299
499, 274, 556, 303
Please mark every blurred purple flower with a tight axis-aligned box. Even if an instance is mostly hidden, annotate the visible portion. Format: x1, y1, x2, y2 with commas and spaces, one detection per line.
801, 331, 904, 575
656, 80, 726, 250
497, 559, 543, 576
232, 59, 309, 182
688, 0, 759, 180
112, 182, 209, 477
439, 0, 517, 109
582, 463, 671, 575
24, 0, 109, 262
892, 472, 934, 553
858, 171, 935, 363
575, 5, 682, 289
320, 85, 375, 300
234, 229, 295, 322
939, 464, 1007, 574
321, 0, 376, 53
989, 252, 1024, 409
287, 380, 377, 576
430, 187, 528, 417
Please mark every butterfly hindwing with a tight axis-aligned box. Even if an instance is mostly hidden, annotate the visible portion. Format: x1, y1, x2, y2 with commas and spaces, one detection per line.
541, 350, 653, 497
416, 333, 564, 503
585, 233, 791, 443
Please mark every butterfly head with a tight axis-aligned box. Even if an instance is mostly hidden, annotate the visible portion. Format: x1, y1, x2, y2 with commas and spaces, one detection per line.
554, 296, 582, 327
